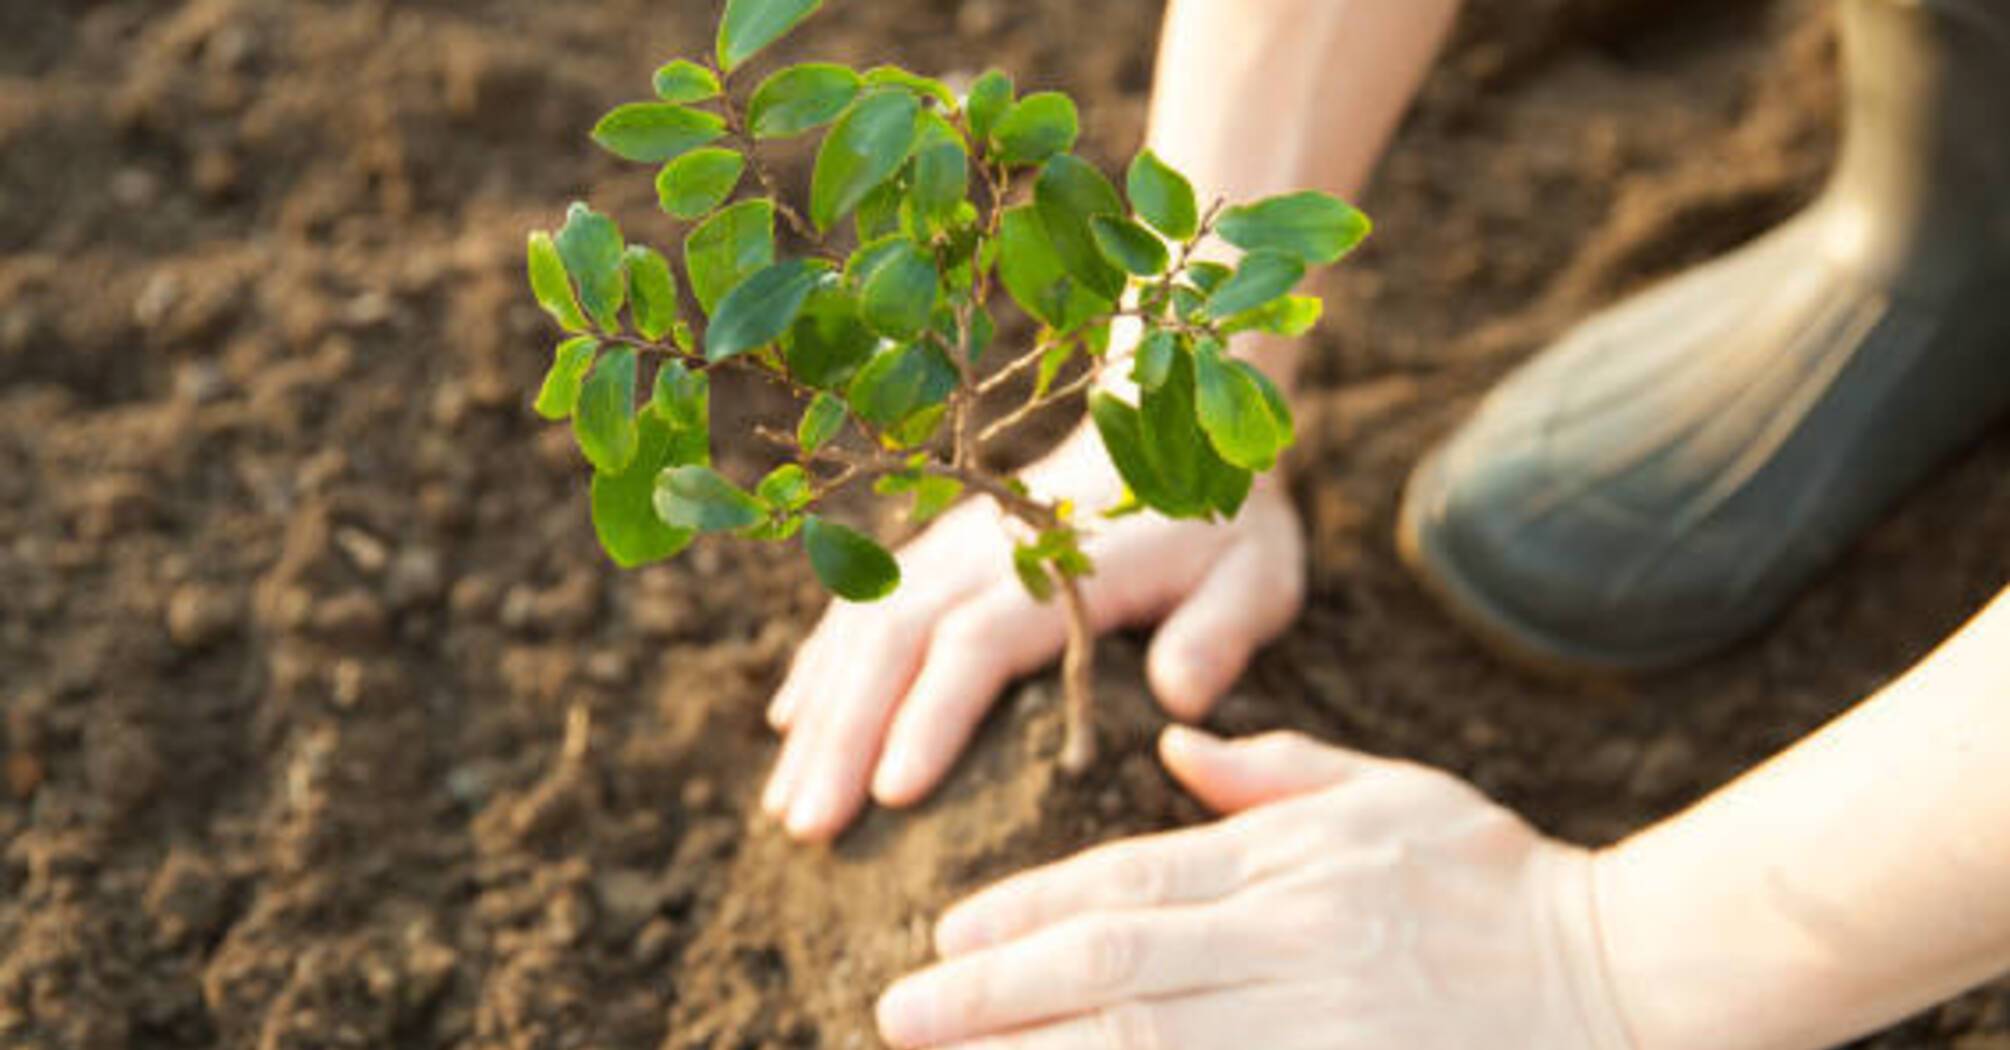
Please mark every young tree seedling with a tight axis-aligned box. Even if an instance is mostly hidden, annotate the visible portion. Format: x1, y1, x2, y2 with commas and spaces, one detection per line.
526, 0, 1369, 773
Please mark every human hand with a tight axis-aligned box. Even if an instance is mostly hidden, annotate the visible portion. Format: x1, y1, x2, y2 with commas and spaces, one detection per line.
875, 728, 1634, 1050
761, 427, 1306, 841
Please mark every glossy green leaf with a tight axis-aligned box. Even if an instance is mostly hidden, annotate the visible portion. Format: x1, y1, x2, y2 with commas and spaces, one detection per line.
1088, 392, 1190, 519
1126, 148, 1199, 241
1185, 260, 1232, 293
996, 206, 1111, 332
1034, 154, 1127, 302
1132, 329, 1177, 392
528, 232, 589, 332
911, 142, 969, 227
653, 60, 721, 104
1089, 215, 1169, 277
651, 359, 710, 429
683, 199, 775, 315
785, 286, 878, 388
846, 342, 956, 426
875, 471, 961, 524
809, 88, 920, 232
717, 0, 823, 72
1035, 341, 1075, 399
592, 103, 726, 164
863, 65, 958, 109
1192, 340, 1285, 471
965, 69, 1014, 143
1204, 250, 1305, 318
655, 466, 766, 532
1013, 543, 1056, 602
802, 515, 899, 601
574, 346, 640, 475
1220, 294, 1323, 337
858, 241, 939, 339
1139, 346, 1252, 520
554, 203, 626, 331
656, 148, 745, 220
591, 408, 705, 568
1215, 191, 1371, 265
854, 181, 904, 242
624, 246, 679, 341
705, 259, 822, 361
993, 92, 1078, 167
534, 336, 599, 421
757, 463, 814, 512
747, 63, 861, 138
797, 391, 847, 451
962, 303, 996, 364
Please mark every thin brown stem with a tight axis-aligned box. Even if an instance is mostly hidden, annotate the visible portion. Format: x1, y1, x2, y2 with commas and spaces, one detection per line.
1054, 568, 1096, 775
977, 370, 1098, 446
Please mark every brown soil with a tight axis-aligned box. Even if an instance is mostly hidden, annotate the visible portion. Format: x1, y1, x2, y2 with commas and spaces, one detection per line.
4, 0, 2008, 1046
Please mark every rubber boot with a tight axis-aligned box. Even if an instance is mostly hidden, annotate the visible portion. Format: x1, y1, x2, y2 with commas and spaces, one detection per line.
1398, 0, 2010, 671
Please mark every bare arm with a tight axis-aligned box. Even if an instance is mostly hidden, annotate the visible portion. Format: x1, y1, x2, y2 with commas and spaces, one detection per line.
1146, 0, 1462, 390
1600, 587, 2010, 1049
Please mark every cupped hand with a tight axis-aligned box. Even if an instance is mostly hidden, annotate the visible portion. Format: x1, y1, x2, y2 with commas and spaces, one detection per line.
761, 426, 1306, 841
876, 728, 1635, 1050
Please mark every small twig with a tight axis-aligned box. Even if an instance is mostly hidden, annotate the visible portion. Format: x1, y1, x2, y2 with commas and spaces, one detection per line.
1054, 569, 1096, 774
978, 369, 1098, 446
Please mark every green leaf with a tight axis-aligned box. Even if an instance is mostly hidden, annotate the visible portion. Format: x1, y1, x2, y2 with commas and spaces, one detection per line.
1139, 344, 1251, 520
1192, 340, 1285, 470
651, 358, 710, 429
802, 515, 900, 601
810, 88, 920, 232
965, 69, 1014, 143
862, 65, 958, 109
1089, 215, 1169, 277
854, 181, 904, 242
655, 466, 767, 532
996, 205, 1111, 332
1215, 191, 1371, 265
797, 391, 847, 451
684, 199, 775, 315
962, 303, 995, 364
993, 92, 1078, 167
757, 463, 814, 511
1126, 148, 1199, 241
846, 342, 956, 426
784, 286, 878, 388
1132, 329, 1177, 392
747, 63, 861, 138
706, 259, 822, 361
653, 60, 721, 104
656, 148, 745, 220
528, 232, 589, 333
883, 402, 947, 448
1013, 543, 1056, 602
875, 471, 962, 524
624, 247, 678, 341
1089, 392, 1188, 518
1035, 341, 1075, 399
592, 103, 727, 164
1185, 260, 1232, 293
591, 408, 705, 568
858, 241, 939, 339
534, 336, 599, 420
574, 346, 640, 474
1204, 250, 1305, 318
717, 0, 824, 72
1220, 294, 1323, 337
1034, 154, 1127, 302
554, 203, 626, 331
911, 142, 969, 228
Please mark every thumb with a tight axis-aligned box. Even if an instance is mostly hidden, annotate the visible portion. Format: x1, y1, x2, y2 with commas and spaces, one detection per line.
1159, 726, 1367, 813
1146, 539, 1300, 722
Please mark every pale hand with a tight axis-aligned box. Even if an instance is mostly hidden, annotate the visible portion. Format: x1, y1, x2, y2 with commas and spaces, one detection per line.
761, 428, 1306, 841
877, 728, 1635, 1050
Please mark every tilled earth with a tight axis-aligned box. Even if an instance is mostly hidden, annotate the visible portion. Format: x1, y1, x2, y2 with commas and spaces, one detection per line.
3, 0, 2008, 1046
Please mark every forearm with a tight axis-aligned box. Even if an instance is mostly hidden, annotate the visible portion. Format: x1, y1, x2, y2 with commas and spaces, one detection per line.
1147, 0, 1461, 390
1596, 587, 2010, 1050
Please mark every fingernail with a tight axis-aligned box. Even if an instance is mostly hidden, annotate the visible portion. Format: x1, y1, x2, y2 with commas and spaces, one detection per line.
786, 784, 832, 839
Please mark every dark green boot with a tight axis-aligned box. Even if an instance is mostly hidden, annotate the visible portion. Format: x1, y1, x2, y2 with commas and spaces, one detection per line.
1398, 0, 2010, 670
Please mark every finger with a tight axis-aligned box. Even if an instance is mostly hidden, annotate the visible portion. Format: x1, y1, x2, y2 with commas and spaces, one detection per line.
1145, 538, 1302, 722
779, 611, 931, 841
933, 821, 1253, 957
870, 583, 1067, 807
768, 612, 835, 729
1159, 727, 1370, 814
897, 979, 1327, 1050
881, 907, 1272, 1048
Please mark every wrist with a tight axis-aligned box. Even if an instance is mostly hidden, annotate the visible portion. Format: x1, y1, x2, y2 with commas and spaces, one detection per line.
1539, 843, 1639, 1050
